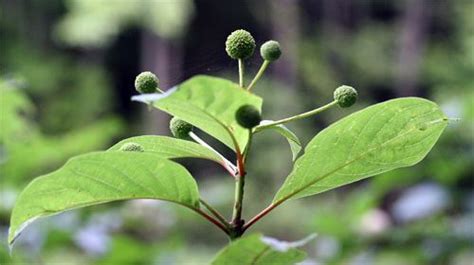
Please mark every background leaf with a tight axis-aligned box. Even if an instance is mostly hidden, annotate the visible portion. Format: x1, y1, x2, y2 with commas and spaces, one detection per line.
211, 234, 308, 265
108, 135, 222, 163
256, 121, 302, 161
9, 152, 200, 245
153, 75, 262, 151
274, 97, 448, 203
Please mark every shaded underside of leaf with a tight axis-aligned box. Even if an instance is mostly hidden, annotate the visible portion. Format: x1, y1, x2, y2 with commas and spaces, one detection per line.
108, 135, 222, 163
9, 151, 200, 245
211, 234, 307, 265
256, 121, 302, 161
153, 75, 262, 151
274, 97, 448, 203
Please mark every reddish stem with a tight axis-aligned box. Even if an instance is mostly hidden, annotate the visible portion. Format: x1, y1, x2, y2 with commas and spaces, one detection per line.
193, 208, 230, 235
242, 201, 282, 232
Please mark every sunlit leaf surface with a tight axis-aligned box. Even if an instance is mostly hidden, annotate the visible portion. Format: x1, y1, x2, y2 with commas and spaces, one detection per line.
274, 98, 447, 203
153, 75, 262, 151
9, 152, 200, 245
108, 135, 222, 163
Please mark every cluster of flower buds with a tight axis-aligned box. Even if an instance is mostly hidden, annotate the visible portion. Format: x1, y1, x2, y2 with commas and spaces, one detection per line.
131, 29, 358, 141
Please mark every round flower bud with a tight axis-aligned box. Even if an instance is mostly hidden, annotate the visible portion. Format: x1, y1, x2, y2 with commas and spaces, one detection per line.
225, 29, 256, 60
334, 85, 358, 108
170, 117, 193, 139
235, 105, 261, 129
135, 71, 159, 94
260, 40, 281, 61
120, 142, 144, 152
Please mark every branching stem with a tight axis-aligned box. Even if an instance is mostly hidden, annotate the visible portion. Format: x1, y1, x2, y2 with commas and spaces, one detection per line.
192, 208, 230, 235
199, 198, 229, 228
238, 59, 245, 88
247, 60, 270, 91
242, 201, 282, 232
255, 101, 338, 131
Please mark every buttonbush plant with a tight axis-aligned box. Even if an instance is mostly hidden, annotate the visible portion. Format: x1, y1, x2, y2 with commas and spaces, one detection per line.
8, 29, 449, 263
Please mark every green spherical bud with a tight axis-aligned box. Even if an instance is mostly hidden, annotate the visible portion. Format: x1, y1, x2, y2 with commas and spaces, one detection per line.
334, 85, 358, 108
260, 40, 281, 61
225, 29, 256, 60
235, 105, 261, 129
170, 117, 193, 139
120, 142, 144, 152
135, 71, 159, 94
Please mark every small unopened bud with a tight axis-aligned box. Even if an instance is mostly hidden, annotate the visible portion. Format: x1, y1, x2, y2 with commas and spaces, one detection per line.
260, 40, 281, 62
334, 85, 358, 108
169, 117, 193, 140
120, 142, 144, 152
135, 71, 159, 94
225, 29, 256, 60
235, 105, 261, 129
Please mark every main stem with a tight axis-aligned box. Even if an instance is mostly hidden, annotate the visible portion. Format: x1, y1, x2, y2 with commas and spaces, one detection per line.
230, 148, 246, 239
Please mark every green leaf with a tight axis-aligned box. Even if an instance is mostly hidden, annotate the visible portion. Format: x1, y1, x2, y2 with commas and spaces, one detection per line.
108, 135, 222, 163
151, 75, 262, 151
256, 121, 302, 161
9, 152, 200, 246
211, 234, 313, 265
274, 97, 447, 203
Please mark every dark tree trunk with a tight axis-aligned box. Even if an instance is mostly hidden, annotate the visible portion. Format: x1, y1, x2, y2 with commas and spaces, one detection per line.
395, 0, 430, 96
269, 0, 300, 89
140, 31, 183, 135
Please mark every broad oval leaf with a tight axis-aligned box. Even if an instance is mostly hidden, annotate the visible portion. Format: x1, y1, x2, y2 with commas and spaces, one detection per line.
211, 233, 314, 265
108, 135, 222, 163
256, 121, 302, 161
9, 152, 200, 245
152, 75, 262, 151
274, 97, 448, 203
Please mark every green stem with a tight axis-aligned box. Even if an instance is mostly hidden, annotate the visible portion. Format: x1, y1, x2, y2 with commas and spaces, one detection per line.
238, 59, 245, 88
199, 198, 230, 228
255, 100, 338, 131
243, 130, 253, 162
247, 60, 270, 91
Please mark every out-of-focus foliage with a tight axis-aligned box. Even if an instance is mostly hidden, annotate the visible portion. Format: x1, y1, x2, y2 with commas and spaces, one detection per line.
55, 0, 194, 47
0, 79, 124, 186
0, 79, 124, 263
1, 47, 115, 133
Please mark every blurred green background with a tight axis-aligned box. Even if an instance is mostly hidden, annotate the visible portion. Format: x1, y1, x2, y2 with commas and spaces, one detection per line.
1, 0, 473, 264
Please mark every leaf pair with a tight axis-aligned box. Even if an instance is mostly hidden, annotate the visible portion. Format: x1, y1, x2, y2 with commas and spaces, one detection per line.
8, 75, 448, 252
